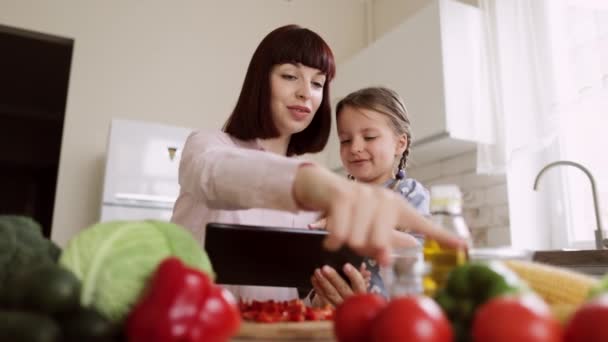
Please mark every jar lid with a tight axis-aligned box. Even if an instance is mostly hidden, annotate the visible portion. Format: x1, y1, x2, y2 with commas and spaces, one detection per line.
390, 246, 428, 276
430, 184, 462, 213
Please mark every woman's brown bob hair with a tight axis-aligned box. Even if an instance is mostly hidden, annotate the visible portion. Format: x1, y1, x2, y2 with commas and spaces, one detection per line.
223, 24, 336, 156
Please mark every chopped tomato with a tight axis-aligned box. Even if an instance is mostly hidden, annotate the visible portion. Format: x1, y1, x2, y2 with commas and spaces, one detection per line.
256, 311, 280, 323
239, 299, 335, 323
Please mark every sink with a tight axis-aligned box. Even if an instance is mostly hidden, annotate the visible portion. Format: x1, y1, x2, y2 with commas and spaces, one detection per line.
533, 249, 608, 278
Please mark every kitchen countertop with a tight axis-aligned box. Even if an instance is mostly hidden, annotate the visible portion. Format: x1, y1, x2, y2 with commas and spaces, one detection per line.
231, 321, 334, 341
227, 252, 607, 341
534, 249, 608, 277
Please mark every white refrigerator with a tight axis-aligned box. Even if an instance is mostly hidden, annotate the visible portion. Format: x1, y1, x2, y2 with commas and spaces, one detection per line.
99, 119, 192, 222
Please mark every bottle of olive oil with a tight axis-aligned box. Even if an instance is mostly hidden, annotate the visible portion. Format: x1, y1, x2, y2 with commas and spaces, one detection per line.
423, 185, 472, 296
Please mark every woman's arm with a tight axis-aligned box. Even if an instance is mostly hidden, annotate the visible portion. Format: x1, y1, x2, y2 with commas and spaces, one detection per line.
178, 131, 306, 212
292, 165, 464, 265
179, 131, 464, 263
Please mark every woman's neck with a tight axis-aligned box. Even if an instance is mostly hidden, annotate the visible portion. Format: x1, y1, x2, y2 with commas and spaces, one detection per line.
259, 135, 291, 156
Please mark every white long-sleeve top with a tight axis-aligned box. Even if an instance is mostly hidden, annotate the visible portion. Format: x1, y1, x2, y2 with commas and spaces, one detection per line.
171, 130, 318, 301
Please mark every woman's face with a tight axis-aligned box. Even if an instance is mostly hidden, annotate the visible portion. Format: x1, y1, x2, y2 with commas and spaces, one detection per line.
269, 63, 326, 136
338, 106, 407, 185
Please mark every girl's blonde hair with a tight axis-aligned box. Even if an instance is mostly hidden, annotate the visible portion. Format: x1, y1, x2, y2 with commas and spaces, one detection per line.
336, 87, 412, 169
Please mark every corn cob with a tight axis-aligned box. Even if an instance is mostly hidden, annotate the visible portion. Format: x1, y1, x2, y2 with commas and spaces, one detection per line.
503, 260, 599, 322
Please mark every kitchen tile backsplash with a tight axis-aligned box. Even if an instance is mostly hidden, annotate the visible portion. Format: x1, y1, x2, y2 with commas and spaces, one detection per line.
409, 150, 510, 247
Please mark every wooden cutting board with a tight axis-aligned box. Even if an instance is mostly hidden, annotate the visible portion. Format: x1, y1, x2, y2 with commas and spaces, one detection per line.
233, 321, 334, 341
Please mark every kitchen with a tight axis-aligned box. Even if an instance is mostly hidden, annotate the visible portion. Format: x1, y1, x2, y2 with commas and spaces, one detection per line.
1, 0, 608, 341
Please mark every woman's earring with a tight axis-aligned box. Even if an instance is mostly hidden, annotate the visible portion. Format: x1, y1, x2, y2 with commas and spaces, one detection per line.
395, 168, 405, 180
347, 174, 355, 180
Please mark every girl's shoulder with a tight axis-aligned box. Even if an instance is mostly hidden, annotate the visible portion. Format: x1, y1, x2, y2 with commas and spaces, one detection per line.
395, 177, 429, 198
395, 177, 430, 215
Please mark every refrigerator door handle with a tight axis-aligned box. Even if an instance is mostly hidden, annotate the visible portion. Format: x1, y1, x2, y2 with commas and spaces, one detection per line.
114, 192, 177, 205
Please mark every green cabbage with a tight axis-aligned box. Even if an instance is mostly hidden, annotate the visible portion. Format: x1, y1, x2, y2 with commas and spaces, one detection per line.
59, 220, 213, 322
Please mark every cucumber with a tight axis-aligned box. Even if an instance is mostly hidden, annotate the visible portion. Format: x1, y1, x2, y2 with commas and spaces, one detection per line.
0, 311, 60, 342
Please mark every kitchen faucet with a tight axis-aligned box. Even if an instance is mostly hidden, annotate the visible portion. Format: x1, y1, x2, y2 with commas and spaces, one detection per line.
533, 160, 607, 249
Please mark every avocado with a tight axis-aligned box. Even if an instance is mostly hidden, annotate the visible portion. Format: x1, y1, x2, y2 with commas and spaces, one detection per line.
60, 307, 119, 342
13, 264, 82, 315
0, 310, 61, 342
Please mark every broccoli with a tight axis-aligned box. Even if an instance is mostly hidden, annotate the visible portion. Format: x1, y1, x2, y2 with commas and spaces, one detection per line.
0, 215, 62, 305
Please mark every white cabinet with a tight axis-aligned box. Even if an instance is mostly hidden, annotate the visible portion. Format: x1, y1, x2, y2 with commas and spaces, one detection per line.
325, 0, 492, 170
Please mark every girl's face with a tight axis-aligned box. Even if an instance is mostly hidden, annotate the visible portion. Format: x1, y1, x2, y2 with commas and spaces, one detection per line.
269, 63, 326, 137
337, 106, 408, 185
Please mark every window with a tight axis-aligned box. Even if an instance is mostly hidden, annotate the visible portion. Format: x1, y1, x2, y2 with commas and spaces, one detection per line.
478, 0, 608, 249
546, 1, 608, 248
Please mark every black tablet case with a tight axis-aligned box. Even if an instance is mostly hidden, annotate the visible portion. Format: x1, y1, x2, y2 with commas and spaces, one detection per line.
204, 223, 365, 289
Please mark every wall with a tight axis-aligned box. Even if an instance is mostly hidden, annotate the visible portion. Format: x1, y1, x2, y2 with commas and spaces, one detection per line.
372, 0, 479, 40
368, 0, 511, 247
0, 0, 368, 245
408, 151, 511, 247
0, 0, 507, 248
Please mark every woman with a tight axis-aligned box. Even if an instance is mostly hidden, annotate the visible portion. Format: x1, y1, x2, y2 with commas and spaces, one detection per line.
171, 25, 463, 302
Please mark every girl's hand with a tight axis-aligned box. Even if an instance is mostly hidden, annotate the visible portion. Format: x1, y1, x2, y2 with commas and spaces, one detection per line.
294, 164, 465, 265
310, 263, 371, 307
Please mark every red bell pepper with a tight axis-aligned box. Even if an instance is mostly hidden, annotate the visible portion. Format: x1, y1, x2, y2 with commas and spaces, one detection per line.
126, 257, 241, 342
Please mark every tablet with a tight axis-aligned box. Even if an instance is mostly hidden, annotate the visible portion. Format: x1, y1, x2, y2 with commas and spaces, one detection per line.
204, 223, 365, 289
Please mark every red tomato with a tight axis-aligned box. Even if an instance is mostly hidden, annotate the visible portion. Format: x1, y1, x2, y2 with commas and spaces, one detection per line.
334, 293, 387, 342
564, 294, 608, 342
369, 296, 452, 342
472, 295, 562, 342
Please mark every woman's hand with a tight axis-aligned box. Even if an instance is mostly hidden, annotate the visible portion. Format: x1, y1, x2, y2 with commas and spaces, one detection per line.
310, 218, 421, 249
308, 217, 327, 230
310, 263, 371, 307
294, 164, 465, 265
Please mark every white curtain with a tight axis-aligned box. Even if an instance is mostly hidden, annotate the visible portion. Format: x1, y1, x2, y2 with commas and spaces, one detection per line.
477, 0, 608, 249
547, 0, 608, 248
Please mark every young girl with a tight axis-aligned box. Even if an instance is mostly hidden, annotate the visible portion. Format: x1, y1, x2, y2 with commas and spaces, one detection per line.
311, 87, 430, 305
171, 26, 461, 302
